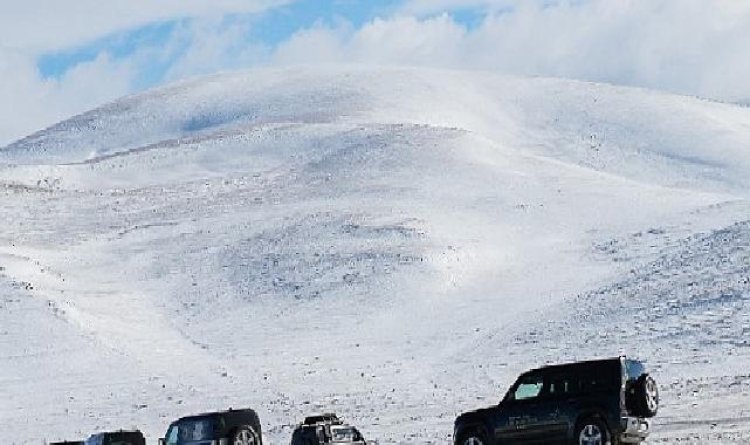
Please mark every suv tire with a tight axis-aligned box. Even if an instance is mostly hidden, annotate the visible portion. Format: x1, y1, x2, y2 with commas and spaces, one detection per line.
630, 374, 659, 418
233, 426, 259, 445
456, 429, 488, 445
575, 417, 611, 445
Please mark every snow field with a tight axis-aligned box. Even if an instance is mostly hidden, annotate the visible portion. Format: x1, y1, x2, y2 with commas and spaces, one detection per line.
1, 67, 750, 443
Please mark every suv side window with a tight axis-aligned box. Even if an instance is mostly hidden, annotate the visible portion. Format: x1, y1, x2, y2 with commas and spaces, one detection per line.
547, 373, 578, 399
513, 373, 544, 401
625, 360, 646, 382
580, 369, 618, 394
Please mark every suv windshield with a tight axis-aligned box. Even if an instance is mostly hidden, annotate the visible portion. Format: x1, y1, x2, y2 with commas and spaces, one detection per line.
84, 436, 103, 445
165, 417, 217, 444
510, 373, 544, 401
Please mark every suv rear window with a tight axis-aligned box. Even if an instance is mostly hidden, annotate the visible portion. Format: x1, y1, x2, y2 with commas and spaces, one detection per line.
548, 374, 577, 396
577, 362, 620, 394
580, 372, 618, 393
625, 360, 646, 381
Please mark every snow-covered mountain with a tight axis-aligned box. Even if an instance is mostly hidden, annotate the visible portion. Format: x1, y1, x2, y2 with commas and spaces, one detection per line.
1, 67, 749, 444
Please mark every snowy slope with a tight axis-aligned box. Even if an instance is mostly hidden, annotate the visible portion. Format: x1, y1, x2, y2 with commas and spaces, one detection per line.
1, 67, 749, 444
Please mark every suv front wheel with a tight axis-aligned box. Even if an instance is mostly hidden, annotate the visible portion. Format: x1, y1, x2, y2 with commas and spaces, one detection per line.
575, 417, 611, 445
233, 426, 259, 445
456, 429, 488, 445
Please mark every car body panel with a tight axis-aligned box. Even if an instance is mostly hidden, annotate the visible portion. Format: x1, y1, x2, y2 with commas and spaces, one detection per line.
454, 357, 654, 445
291, 413, 366, 445
163, 408, 263, 445
84, 431, 145, 445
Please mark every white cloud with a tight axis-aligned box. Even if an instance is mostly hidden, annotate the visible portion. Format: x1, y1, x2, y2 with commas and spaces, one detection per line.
271, 0, 750, 101
0, 49, 135, 145
273, 15, 468, 66
2, 0, 289, 52
399, 0, 519, 15
0, 1, 286, 145
4, 0, 750, 146
161, 18, 272, 82
0, 16, 266, 145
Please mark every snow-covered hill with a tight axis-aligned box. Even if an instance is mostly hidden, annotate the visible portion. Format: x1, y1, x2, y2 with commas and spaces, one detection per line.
1, 67, 749, 444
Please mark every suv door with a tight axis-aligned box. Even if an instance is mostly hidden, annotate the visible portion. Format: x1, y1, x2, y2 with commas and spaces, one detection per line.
493, 371, 568, 444
544, 372, 579, 441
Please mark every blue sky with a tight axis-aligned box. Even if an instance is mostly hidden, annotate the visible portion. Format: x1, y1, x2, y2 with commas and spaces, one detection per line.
2, 0, 750, 145
38, 21, 178, 80
38, 0, 477, 85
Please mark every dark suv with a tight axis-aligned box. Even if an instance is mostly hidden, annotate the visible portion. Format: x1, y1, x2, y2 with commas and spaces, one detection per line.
160, 408, 263, 445
291, 413, 367, 445
454, 357, 658, 445
83, 430, 146, 445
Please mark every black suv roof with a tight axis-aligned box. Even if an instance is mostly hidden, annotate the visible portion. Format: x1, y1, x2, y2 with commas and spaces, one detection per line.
165, 407, 263, 443
524, 357, 629, 374
303, 413, 342, 425
175, 407, 257, 421
85, 430, 145, 445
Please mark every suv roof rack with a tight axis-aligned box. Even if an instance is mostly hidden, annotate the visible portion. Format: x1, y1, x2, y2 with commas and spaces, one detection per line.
303, 413, 342, 425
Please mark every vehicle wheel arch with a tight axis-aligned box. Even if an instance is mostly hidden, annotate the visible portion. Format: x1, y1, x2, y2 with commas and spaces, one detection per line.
575, 408, 610, 426
573, 413, 614, 445
573, 410, 613, 435
231, 425, 260, 445
227, 426, 239, 444
455, 423, 492, 445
